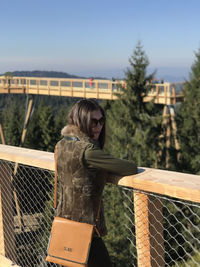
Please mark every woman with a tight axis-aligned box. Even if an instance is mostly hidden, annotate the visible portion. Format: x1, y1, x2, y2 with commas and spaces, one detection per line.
55, 99, 137, 267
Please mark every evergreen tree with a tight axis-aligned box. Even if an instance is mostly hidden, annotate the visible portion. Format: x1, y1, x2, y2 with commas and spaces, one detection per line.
173, 50, 200, 265
102, 42, 163, 266
53, 104, 72, 142
38, 104, 55, 151
25, 103, 55, 151
2, 97, 24, 145
177, 48, 200, 174
105, 41, 163, 167
103, 184, 136, 267
172, 251, 200, 267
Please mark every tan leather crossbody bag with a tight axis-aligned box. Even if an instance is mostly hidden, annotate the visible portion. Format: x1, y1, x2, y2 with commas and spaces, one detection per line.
46, 145, 100, 267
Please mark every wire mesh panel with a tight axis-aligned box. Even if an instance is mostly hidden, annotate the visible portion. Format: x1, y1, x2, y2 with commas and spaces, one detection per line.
0, 160, 57, 267
122, 187, 200, 267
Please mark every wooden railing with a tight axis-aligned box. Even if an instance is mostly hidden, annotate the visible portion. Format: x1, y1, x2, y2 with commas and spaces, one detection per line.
0, 76, 184, 104
0, 255, 20, 267
0, 145, 199, 266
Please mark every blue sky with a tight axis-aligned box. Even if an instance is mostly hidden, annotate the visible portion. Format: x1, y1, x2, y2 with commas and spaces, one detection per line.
1, 0, 200, 81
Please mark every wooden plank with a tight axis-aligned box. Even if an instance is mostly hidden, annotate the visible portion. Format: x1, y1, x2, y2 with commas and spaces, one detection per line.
0, 255, 20, 267
0, 144, 54, 171
119, 168, 200, 203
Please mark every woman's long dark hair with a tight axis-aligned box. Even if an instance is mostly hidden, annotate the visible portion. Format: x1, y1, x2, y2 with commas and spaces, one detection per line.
67, 99, 106, 148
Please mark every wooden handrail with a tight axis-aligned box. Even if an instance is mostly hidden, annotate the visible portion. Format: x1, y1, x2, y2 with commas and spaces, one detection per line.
0, 144, 54, 171
119, 168, 200, 203
0, 144, 199, 203
0, 255, 20, 267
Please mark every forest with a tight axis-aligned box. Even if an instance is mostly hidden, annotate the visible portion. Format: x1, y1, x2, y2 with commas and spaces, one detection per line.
0, 43, 200, 266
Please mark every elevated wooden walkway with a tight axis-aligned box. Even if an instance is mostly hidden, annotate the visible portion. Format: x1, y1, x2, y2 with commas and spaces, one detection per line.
0, 76, 184, 105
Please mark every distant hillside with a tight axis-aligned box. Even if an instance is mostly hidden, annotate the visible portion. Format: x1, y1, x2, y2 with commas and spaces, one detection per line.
10, 70, 83, 79
1, 70, 108, 80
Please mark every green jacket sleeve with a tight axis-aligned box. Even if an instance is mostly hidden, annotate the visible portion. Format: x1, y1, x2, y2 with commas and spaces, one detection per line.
83, 145, 137, 176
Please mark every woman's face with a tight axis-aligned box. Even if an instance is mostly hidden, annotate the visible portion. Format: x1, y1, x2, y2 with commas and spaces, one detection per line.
90, 109, 105, 140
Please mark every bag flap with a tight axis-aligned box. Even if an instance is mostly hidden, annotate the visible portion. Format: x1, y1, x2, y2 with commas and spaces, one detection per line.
47, 217, 94, 264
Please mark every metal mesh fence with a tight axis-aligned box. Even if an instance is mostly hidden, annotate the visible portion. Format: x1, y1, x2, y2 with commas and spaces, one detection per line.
0, 160, 200, 267
0, 160, 56, 267
122, 187, 200, 267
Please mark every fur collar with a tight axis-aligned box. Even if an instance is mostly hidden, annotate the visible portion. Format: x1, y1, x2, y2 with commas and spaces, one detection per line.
61, 125, 100, 146
61, 125, 91, 142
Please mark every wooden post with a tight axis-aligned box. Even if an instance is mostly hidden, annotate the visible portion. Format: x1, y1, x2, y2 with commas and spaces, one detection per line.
0, 101, 33, 234
164, 84, 167, 105
96, 82, 99, 99
12, 99, 33, 231
134, 192, 164, 267
134, 192, 151, 267
162, 105, 171, 169
83, 80, 86, 98
169, 106, 181, 162
148, 196, 164, 266
108, 82, 113, 99
0, 124, 5, 145
48, 80, 50, 95
155, 105, 168, 168
166, 115, 171, 169
156, 85, 159, 104
70, 80, 73, 97
58, 80, 61, 96
172, 84, 176, 104
21, 78, 25, 93
37, 79, 39, 95
26, 78, 29, 94
21, 99, 33, 144
14, 78, 17, 89
0, 162, 16, 262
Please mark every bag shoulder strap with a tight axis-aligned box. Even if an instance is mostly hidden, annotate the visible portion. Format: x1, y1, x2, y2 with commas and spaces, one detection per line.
54, 145, 58, 209
54, 144, 101, 223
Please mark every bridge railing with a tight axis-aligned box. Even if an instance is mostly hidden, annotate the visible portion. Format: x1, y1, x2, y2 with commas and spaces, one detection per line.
0, 144, 199, 267
0, 76, 124, 100
0, 76, 184, 104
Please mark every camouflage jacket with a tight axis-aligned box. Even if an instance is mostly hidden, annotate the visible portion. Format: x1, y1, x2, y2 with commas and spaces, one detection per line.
55, 125, 108, 236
